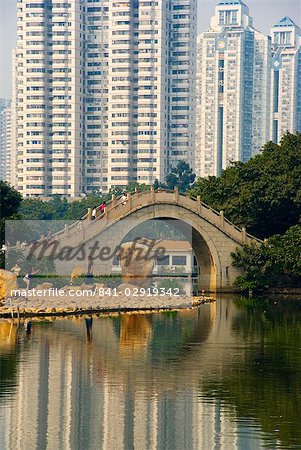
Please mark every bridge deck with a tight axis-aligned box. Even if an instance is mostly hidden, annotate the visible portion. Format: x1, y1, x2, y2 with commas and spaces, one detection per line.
47, 188, 262, 249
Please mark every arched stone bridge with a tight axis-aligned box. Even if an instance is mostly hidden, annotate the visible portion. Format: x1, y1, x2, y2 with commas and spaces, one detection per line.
47, 188, 261, 293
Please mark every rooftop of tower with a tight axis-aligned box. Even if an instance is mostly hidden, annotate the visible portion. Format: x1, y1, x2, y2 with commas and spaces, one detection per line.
218, 0, 247, 5
274, 16, 298, 28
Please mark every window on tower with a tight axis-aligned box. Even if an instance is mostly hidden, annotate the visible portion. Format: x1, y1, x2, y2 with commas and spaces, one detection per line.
274, 31, 292, 46
219, 10, 238, 26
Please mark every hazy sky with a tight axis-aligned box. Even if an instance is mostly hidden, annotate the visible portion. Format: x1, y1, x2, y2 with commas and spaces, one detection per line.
0, 0, 300, 98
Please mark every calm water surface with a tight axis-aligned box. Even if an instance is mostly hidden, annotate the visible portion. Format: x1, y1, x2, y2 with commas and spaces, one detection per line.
0, 297, 301, 450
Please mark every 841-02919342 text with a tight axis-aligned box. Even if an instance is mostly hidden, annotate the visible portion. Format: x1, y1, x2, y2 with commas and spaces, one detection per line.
98, 288, 181, 297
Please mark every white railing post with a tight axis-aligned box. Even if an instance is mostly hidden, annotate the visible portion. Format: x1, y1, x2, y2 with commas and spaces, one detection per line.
151, 185, 155, 203
88, 208, 92, 221
127, 192, 132, 210
174, 186, 179, 203
241, 226, 247, 244
111, 193, 116, 208
220, 211, 225, 229
104, 206, 108, 224
64, 224, 69, 237
197, 196, 201, 214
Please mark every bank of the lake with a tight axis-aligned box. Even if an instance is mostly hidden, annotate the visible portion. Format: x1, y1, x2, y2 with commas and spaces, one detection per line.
0, 287, 215, 318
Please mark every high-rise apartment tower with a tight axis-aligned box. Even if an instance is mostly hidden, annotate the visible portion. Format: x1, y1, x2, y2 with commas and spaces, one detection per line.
270, 17, 301, 143
13, 0, 196, 198
0, 99, 12, 183
196, 0, 270, 177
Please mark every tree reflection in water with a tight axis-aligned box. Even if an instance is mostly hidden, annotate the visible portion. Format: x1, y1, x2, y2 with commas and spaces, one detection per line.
0, 321, 23, 400
202, 297, 301, 449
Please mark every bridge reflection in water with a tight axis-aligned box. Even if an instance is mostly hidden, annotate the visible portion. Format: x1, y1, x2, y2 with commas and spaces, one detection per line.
1, 298, 300, 449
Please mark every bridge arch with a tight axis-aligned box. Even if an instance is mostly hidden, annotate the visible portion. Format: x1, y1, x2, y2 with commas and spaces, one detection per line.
42, 189, 261, 292
113, 207, 221, 292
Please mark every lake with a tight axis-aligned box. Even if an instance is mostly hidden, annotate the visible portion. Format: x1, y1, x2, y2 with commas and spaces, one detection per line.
0, 297, 301, 450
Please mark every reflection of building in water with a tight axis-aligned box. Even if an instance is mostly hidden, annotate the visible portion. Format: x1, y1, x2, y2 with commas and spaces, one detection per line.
1, 306, 262, 449
119, 315, 152, 358
0, 322, 18, 352
101, 381, 240, 450
2, 337, 49, 449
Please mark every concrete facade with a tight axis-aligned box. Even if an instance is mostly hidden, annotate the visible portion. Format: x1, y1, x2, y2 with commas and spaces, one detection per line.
270, 17, 301, 143
0, 99, 12, 183
14, 0, 83, 198
13, 0, 197, 197
195, 0, 271, 177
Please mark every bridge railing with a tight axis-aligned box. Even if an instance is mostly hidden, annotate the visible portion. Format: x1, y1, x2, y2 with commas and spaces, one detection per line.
32, 187, 262, 247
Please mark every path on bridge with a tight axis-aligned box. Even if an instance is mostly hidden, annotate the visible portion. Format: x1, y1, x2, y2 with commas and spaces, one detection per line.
53, 187, 260, 249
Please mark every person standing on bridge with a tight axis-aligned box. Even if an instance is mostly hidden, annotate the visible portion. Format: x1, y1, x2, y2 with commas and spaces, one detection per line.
91, 206, 97, 220
121, 191, 127, 206
99, 202, 106, 216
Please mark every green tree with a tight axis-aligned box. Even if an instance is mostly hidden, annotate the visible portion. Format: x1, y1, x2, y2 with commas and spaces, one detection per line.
232, 225, 301, 290
16, 198, 64, 243
190, 132, 301, 239
153, 179, 160, 190
48, 195, 69, 219
165, 161, 196, 192
232, 242, 280, 290
110, 181, 151, 197
18, 193, 111, 222
127, 181, 151, 193
0, 181, 22, 225
64, 193, 109, 220
0, 181, 22, 268
18, 198, 57, 220
0, 181, 22, 246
